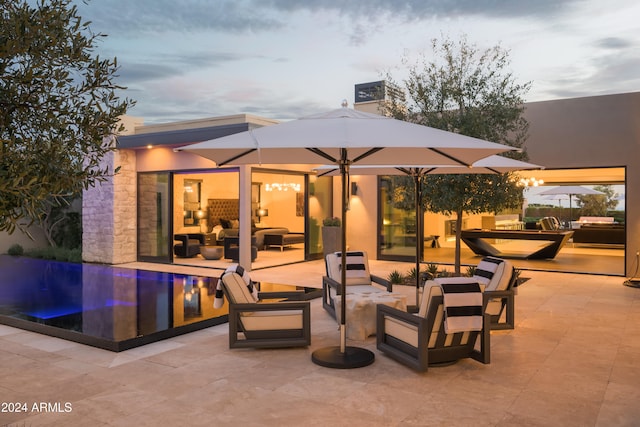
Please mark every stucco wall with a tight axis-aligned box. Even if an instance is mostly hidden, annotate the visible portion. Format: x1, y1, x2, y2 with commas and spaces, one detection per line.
0, 226, 47, 254
524, 92, 640, 275
342, 175, 378, 255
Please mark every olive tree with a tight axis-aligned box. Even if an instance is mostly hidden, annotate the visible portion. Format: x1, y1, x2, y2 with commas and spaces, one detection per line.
0, 0, 134, 238
575, 185, 619, 216
384, 35, 530, 273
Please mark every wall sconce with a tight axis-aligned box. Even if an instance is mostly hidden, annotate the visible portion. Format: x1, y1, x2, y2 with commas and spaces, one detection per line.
256, 208, 269, 218
351, 182, 359, 196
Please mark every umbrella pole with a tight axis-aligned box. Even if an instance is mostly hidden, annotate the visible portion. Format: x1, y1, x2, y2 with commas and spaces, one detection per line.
311, 149, 375, 369
414, 173, 421, 309
340, 157, 348, 353
569, 194, 573, 227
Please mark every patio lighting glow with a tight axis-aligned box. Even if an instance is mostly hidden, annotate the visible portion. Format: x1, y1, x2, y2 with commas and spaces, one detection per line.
519, 177, 544, 186
265, 182, 301, 192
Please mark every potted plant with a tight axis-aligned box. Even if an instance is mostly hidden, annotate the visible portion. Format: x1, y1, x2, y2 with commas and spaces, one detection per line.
321, 217, 342, 256
323, 217, 341, 227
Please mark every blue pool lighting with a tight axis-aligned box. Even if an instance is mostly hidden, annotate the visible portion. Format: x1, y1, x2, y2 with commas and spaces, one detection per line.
0, 255, 228, 351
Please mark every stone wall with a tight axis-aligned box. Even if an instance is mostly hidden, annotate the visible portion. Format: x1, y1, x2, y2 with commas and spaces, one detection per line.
83, 149, 137, 264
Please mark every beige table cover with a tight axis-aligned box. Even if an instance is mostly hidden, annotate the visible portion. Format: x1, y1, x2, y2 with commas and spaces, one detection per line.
335, 292, 407, 340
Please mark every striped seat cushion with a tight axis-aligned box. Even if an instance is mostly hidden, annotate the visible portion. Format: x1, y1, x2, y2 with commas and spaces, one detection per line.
214, 264, 259, 308
325, 251, 371, 286
475, 256, 515, 316
437, 278, 483, 333
388, 281, 474, 348
473, 256, 505, 290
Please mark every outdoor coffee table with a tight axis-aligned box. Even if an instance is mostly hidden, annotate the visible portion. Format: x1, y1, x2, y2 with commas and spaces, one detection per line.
335, 292, 407, 340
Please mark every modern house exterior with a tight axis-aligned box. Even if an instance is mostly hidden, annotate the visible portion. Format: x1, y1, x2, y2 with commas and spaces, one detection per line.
79, 84, 639, 277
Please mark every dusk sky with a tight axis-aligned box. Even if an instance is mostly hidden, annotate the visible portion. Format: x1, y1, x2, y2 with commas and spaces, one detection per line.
75, 0, 640, 124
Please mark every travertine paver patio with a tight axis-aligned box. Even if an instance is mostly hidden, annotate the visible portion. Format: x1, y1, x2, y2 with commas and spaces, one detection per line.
1, 265, 639, 426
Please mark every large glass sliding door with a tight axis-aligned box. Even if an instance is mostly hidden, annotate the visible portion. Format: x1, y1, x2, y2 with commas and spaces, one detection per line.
138, 172, 172, 262
251, 170, 306, 266
307, 175, 333, 260
378, 175, 419, 262
136, 168, 336, 267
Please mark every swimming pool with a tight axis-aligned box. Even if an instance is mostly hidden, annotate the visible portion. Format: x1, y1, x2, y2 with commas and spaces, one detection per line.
0, 255, 228, 351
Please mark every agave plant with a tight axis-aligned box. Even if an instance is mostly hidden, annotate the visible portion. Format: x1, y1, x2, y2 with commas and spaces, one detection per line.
407, 267, 419, 279
425, 263, 440, 279
465, 265, 477, 277
387, 269, 405, 285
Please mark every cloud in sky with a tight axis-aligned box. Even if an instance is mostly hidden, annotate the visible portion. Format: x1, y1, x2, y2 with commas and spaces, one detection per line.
74, 0, 640, 123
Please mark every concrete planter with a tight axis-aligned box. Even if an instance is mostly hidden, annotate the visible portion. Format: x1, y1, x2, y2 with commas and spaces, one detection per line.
321, 226, 342, 257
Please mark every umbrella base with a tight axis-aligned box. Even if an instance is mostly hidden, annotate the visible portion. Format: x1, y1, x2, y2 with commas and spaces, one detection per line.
311, 346, 375, 369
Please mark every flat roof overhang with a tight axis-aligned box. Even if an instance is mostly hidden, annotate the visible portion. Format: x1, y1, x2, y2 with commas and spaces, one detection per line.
117, 122, 254, 149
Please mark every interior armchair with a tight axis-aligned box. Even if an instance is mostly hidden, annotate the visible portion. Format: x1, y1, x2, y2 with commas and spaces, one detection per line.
376, 277, 490, 372
173, 233, 204, 258
224, 236, 258, 262
215, 265, 311, 349
322, 251, 392, 319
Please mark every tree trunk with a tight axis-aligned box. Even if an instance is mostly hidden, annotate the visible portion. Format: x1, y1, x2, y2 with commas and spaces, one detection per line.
454, 209, 463, 275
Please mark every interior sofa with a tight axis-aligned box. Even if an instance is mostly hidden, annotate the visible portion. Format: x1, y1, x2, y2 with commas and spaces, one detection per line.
254, 228, 290, 250
572, 223, 625, 245
263, 229, 305, 250
213, 224, 291, 250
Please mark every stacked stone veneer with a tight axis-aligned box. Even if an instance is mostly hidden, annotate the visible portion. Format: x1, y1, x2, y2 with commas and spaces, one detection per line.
83, 149, 137, 264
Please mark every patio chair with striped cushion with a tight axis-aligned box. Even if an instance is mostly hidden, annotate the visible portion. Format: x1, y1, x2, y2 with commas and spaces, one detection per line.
216, 265, 311, 349
322, 251, 392, 319
376, 277, 490, 372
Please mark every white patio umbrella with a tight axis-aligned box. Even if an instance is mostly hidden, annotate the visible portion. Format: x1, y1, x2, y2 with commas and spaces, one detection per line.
316, 155, 543, 308
543, 194, 570, 207
180, 106, 518, 369
538, 185, 605, 224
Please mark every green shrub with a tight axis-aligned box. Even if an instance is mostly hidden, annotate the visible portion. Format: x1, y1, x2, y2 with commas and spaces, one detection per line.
322, 217, 341, 227
7, 244, 24, 256
25, 247, 82, 263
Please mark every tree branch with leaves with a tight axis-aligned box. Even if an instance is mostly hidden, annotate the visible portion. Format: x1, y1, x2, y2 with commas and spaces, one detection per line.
383, 35, 530, 273
0, 0, 134, 237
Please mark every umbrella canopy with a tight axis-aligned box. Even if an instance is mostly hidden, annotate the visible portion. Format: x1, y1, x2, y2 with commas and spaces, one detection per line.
542, 194, 570, 208
181, 106, 518, 368
538, 185, 604, 197
315, 155, 542, 176
315, 156, 543, 307
538, 185, 605, 224
182, 108, 517, 168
